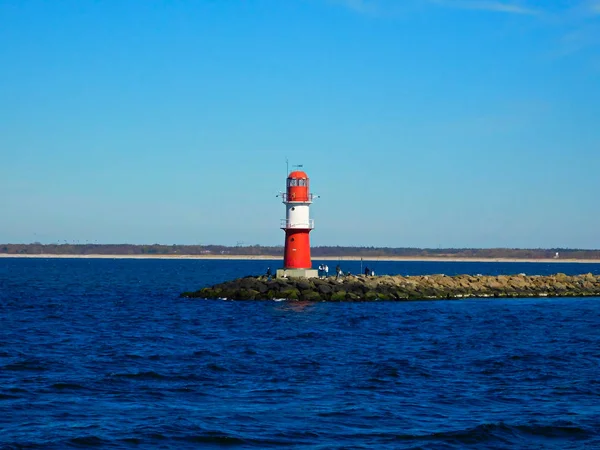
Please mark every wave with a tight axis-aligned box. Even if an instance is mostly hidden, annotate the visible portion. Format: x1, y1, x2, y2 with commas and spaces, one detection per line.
2, 433, 293, 449
109, 371, 170, 380
2, 358, 47, 372
426, 422, 593, 444
192, 349, 221, 357
0, 393, 20, 400
50, 382, 86, 390
276, 331, 322, 340
205, 363, 229, 373
361, 358, 432, 381
113, 430, 297, 447
123, 353, 145, 360
120, 437, 143, 445
174, 432, 304, 447
248, 387, 299, 395
68, 435, 106, 447
44, 314, 63, 320
349, 421, 595, 445
512, 423, 592, 439
106, 370, 217, 383
176, 434, 246, 445
8, 387, 28, 393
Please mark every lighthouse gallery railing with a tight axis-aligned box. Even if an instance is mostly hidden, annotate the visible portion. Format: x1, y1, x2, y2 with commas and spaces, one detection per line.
281, 193, 316, 203
280, 219, 314, 229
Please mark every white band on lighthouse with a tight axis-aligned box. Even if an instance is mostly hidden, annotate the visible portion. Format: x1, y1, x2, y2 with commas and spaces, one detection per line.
284, 204, 313, 229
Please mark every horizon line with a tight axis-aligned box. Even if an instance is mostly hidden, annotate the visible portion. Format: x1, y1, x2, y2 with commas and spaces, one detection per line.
1, 243, 599, 251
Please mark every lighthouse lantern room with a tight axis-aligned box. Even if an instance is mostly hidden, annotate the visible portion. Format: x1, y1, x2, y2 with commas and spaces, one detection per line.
276, 170, 319, 279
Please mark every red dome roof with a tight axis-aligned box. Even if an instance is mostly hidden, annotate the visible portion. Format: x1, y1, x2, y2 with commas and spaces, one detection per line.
288, 170, 308, 179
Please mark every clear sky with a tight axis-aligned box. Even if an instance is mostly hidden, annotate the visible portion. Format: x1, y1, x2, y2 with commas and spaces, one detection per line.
1, 0, 599, 248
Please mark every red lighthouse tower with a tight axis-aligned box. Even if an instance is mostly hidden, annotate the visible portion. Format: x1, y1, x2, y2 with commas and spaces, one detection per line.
277, 170, 318, 278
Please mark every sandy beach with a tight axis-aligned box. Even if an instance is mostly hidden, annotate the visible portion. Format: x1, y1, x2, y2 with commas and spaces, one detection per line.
2, 254, 600, 263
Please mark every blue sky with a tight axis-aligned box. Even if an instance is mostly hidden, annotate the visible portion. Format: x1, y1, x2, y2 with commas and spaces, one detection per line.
1, 0, 598, 248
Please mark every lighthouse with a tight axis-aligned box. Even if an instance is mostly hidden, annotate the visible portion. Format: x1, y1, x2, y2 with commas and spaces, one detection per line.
276, 170, 319, 279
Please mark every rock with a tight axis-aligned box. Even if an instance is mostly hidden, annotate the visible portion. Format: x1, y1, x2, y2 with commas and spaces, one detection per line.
238, 277, 254, 288
302, 291, 322, 302
364, 291, 378, 301
296, 279, 314, 291
330, 290, 347, 301
346, 292, 361, 301
317, 284, 333, 295
274, 278, 290, 287
281, 288, 300, 300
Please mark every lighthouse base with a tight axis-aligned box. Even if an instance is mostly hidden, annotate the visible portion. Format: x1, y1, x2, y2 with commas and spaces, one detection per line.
276, 268, 319, 279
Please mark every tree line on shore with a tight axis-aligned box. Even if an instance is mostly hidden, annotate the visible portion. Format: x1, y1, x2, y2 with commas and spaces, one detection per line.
1, 243, 599, 259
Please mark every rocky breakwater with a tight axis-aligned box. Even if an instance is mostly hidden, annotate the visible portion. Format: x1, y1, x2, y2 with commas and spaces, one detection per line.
181, 273, 600, 301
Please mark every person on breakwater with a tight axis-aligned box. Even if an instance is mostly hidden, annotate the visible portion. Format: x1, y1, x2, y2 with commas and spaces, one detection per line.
266, 267, 272, 280
365, 266, 371, 276
324, 264, 329, 277
336, 264, 342, 279
318, 264, 324, 278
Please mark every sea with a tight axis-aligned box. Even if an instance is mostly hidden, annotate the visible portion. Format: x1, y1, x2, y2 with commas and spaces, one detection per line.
1, 257, 600, 449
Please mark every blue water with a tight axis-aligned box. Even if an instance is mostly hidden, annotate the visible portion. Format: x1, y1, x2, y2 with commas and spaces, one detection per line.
1, 258, 600, 449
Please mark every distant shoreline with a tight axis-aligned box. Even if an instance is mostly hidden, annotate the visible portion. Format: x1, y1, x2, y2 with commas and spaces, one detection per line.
2, 254, 600, 263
